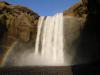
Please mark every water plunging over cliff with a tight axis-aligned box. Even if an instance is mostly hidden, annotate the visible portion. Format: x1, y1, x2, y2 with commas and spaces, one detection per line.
17, 13, 66, 66
2, 13, 83, 66
33, 13, 65, 65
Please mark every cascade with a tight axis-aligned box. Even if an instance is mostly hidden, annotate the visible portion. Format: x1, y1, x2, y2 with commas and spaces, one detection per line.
32, 13, 65, 66
3, 13, 81, 66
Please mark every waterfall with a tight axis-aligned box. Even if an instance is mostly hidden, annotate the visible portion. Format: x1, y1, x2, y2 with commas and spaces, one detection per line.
13, 13, 66, 66
3, 13, 83, 66
33, 13, 65, 65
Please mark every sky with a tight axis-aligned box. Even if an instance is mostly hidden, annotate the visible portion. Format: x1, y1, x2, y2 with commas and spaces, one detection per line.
0, 0, 80, 16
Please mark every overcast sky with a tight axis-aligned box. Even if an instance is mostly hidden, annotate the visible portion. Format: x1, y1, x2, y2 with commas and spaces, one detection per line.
0, 0, 80, 16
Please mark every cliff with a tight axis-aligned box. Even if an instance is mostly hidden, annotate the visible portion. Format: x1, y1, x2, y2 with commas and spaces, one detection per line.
63, 2, 88, 17
0, 1, 39, 63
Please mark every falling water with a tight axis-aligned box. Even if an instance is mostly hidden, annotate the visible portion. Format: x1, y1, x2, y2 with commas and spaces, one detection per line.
33, 13, 65, 65
3, 13, 83, 66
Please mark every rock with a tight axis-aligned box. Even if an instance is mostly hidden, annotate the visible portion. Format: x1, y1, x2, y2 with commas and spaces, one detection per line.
0, 1, 39, 64
63, 2, 88, 17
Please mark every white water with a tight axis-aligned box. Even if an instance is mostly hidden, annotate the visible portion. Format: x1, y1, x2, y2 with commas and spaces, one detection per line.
15, 13, 66, 66
35, 13, 65, 65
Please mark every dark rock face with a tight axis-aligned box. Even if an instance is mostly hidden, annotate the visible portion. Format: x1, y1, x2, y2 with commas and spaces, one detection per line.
71, 0, 100, 64
0, 2, 39, 64
63, 0, 100, 64
74, 14, 100, 64
72, 0, 100, 75
63, 0, 100, 74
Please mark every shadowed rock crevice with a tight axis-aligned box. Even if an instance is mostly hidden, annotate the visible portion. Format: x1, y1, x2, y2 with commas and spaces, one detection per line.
72, 0, 100, 75
73, 0, 100, 65
74, 14, 100, 64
